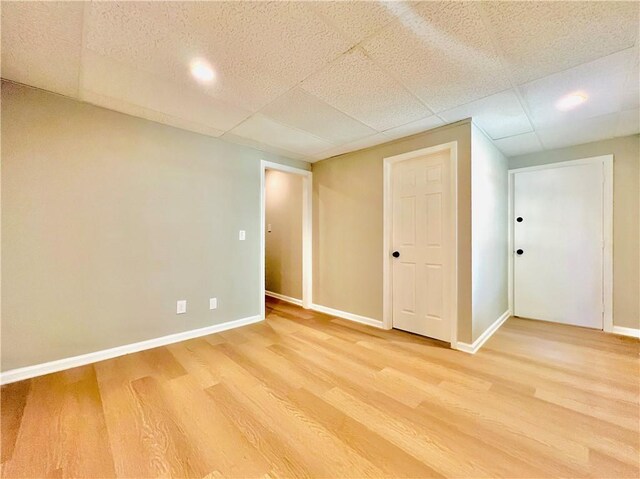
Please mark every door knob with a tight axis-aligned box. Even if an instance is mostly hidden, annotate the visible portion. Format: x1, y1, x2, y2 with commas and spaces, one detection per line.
516, 217, 523, 223
516, 249, 524, 255
392, 251, 400, 258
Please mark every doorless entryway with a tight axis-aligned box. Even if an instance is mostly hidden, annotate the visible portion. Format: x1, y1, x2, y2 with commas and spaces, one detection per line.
509, 155, 613, 330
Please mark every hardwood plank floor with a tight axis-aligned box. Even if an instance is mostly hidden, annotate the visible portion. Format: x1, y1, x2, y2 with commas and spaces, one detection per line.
2, 297, 639, 478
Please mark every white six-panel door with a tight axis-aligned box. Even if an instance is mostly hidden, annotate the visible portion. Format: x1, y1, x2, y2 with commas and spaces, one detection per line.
513, 160, 605, 329
391, 151, 451, 341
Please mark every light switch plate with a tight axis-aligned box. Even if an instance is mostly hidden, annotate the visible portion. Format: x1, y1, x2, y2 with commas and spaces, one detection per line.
177, 300, 187, 314
239, 230, 246, 241
210, 298, 218, 310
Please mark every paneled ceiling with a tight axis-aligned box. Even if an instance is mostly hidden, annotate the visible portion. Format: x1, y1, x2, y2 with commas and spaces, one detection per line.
2, 1, 638, 161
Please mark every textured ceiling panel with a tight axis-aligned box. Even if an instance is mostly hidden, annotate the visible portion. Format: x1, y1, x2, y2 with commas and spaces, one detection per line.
81, 50, 251, 133
309, 1, 410, 44
519, 50, 633, 130
439, 89, 532, 139
479, 1, 639, 84
228, 114, 333, 156
536, 113, 618, 150
260, 88, 376, 144
1, 1, 84, 97
621, 51, 639, 111
301, 48, 431, 131
381, 115, 445, 141
363, 1, 510, 112
311, 133, 391, 162
493, 132, 543, 157
219, 132, 305, 160
616, 109, 640, 138
81, 90, 225, 138
85, 1, 351, 111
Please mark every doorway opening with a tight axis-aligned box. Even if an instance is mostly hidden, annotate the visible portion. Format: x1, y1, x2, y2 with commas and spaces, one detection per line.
382, 142, 458, 345
508, 155, 613, 331
260, 161, 312, 319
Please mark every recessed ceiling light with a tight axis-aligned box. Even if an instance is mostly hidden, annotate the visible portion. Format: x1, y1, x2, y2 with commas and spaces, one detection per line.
190, 59, 215, 83
556, 92, 588, 111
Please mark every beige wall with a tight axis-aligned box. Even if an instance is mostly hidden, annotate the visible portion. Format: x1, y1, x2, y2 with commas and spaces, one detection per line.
1, 81, 307, 371
471, 125, 509, 341
510, 135, 640, 330
265, 170, 303, 300
313, 121, 474, 342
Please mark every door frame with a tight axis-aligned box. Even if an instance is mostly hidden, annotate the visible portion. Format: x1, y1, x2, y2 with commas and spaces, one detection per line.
508, 155, 613, 331
382, 141, 458, 346
260, 160, 313, 319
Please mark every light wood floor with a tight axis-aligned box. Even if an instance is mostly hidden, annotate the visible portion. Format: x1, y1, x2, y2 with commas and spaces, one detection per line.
2, 297, 639, 478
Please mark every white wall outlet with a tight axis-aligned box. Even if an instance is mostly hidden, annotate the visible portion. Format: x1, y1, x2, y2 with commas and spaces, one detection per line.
176, 300, 187, 314
209, 297, 218, 310
267, 224, 272, 233
239, 230, 246, 241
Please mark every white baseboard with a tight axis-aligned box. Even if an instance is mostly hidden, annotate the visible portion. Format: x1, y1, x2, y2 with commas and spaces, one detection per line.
0, 314, 262, 385
265, 291, 303, 307
610, 325, 640, 339
311, 303, 384, 329
455, 310, 510, 354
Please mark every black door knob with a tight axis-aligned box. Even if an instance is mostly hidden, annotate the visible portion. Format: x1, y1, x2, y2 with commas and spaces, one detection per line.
392, 251, 400, 258
516, 217, 523, 223
516, 249, 524, 255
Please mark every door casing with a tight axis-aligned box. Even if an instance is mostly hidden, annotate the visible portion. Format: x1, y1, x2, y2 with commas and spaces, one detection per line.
383, 142, 458, 347
260, 160, 313, 319
507, 155, 613, 332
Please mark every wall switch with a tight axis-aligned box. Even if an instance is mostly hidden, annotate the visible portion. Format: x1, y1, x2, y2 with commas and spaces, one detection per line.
267, 224, 272, 233
176, 300, 187, 314
209, 297, 218, 310
239, 230, 246, 241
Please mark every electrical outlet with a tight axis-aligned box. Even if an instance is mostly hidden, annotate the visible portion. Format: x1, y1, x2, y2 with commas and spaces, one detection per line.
176, 300, 187, 314
239, 230, 246, 241
209, 297, 218, 310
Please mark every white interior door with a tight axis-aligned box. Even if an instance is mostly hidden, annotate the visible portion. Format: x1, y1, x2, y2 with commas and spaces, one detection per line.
513, 161, 604, 328
392, 151, 451, 341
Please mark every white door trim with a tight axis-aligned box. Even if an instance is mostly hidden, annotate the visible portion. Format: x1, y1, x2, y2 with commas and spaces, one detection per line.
382, 141, 458, 347
508, 155, 613, 331
260, 161, 312, 319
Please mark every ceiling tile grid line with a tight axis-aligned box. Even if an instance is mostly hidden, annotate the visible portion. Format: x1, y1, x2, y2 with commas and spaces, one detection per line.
356, 44, 439, 122
230, 110, 345, 151
250, 68, 378, 140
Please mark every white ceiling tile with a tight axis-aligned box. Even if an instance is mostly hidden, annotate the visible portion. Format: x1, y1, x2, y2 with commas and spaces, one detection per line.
309, 1, 411, 45
1, 1, 84, 97
219, 132, 305, 160
362, 1, 510, 112
260, 88, 376, 144
479, 1, 639, 84
81, 50, 251, 133
439, 89, 532, 139
228, 114, 333, 156
381, 115, 445, 141
536, 113, 618, 150
620, 51, 639, 111
311, 133, 391, 162
616, 109, 640, 138
493, 132, 543, 157
81, 90, 225, 138
301, 48, 431, 131
519, 50, 633, 130
85, 1, 351, 111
